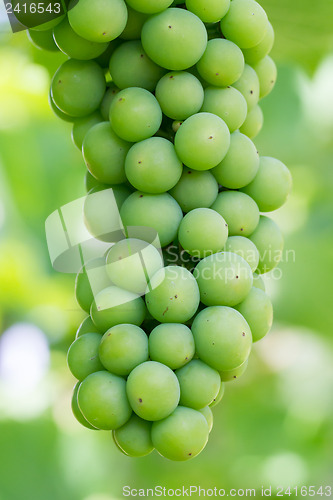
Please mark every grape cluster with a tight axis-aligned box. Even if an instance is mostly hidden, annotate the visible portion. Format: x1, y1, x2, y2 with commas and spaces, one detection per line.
27, 0, 292, 461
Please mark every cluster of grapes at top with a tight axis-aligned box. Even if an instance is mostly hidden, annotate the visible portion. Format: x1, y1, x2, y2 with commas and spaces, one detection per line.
26, 0, 292, 461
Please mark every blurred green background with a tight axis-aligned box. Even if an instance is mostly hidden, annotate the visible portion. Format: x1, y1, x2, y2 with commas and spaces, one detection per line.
0, 2, 333, 499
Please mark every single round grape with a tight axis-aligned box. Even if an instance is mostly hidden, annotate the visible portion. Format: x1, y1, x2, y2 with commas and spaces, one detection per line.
113, 414, 154, 457
120, 191, 183, 247
100, 85, 120, 121
155, 71, 204, 121
48, 90, 77, 122
75, 257, 111, 313
249, 216, 284, 274
198, 406, 213, 433
194, 252, 253, 307
235, 287, 273, 342
220, 0, 268, 49
106, 238, 164, 294
27, 29, 58, 51
78, 371, 132, 429
201, 86, 248, 133
126, 361, 180, 420
174, 112, 230, 171
224, 236, 259, 272
253, 272, 265, 291
253, 55, 277, 98
125, 137, 183, 194
243, 21, 274, 65
220, 358, 249, 381
71, 111, 103, 150
120, 6, 148, 39
186, 0, 230, 23
197, 39, 244, 87
239, 104, 263, 139
178, 208, 228, 258
146, 266, 200, 323
99, 324, 148, 375
126, 0, 173, 14
68, 0, 128, 43
67, 333, 104, 380
233, 64, 260, 111
209, 382, 225, 407
109, 41, 166, 91
51, 59, 106, 117
83, 122, 131, 184
53, 17, 109, 60
176, 359, 221, 409
141, 8, 207, 70
149, 323, 195, 370
242, 156, 292, 212
212, 131, 259, 189
151, 406, 209, 461
71, 382, 97, 429
170, 168, 218, 213
211, 191, 260, 236
91, 286, 146, 332
76, 316, 102, 338
109, 87, 162, 142
192, 306, 252, 371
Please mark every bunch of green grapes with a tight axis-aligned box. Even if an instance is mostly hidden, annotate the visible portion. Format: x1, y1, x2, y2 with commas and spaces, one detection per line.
27, 0, 292, 461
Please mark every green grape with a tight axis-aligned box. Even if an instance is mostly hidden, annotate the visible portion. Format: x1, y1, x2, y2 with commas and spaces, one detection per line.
51, 59, 106, 117
253, 55, 277, 99
149, 323, 195, 370
68, 0, 128, 43
194, 252, 253, 307
99, 324, 148, 375
191, 306, 252, 371
83, 122, 131, 184
120, 191, 183, 248
48, 89, 77, 123
151, 406, 209, 461
126, 0, 173, 13
185, 0, 230, 23
76, 316, 102, 338
84, 171, 105, 192
78, 371, 132, 429
113, 414, 154, 457
141, 8, 207, 70
252, 272, 265, 291
209, 382, 225, 407
249, 216, 284, 274
212, 131, 259, 189
145, 266, 200, 323
27, 29, 58, 51
178, 208, 228, 258
220, 0, 268, 49
201, 86, 248, 133
176, 359, 221, 409
239, 104, 263, 139
94, 39, 122, 68
109, 87, 162, 142
197, 39, 244, 87
67, 332, 104, 380
53, 18, 109, 60
13, 3, 65, 31
120, 6, 148, 39
243, 21, 274, 65
126, 361, 180, 420
235, 287, 273, 342
174, 112, 230, 171
106, 238, 164, 294
224, 236, 259, 272
71, 111, 103, 150
71, 382, 97, 429
220, 358, 248, 381
211, 191, 260, 236
109, 41, 166, 91
91, 286, 146, 332
172, 120, 184, 133
233, 64, 260, 111
242, 156, 292, 212
75, 257, 111, 313
125, 137, 183, 194
169, 167, 218, 213
198, 406, 213, 433
100, 85, 120, 121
